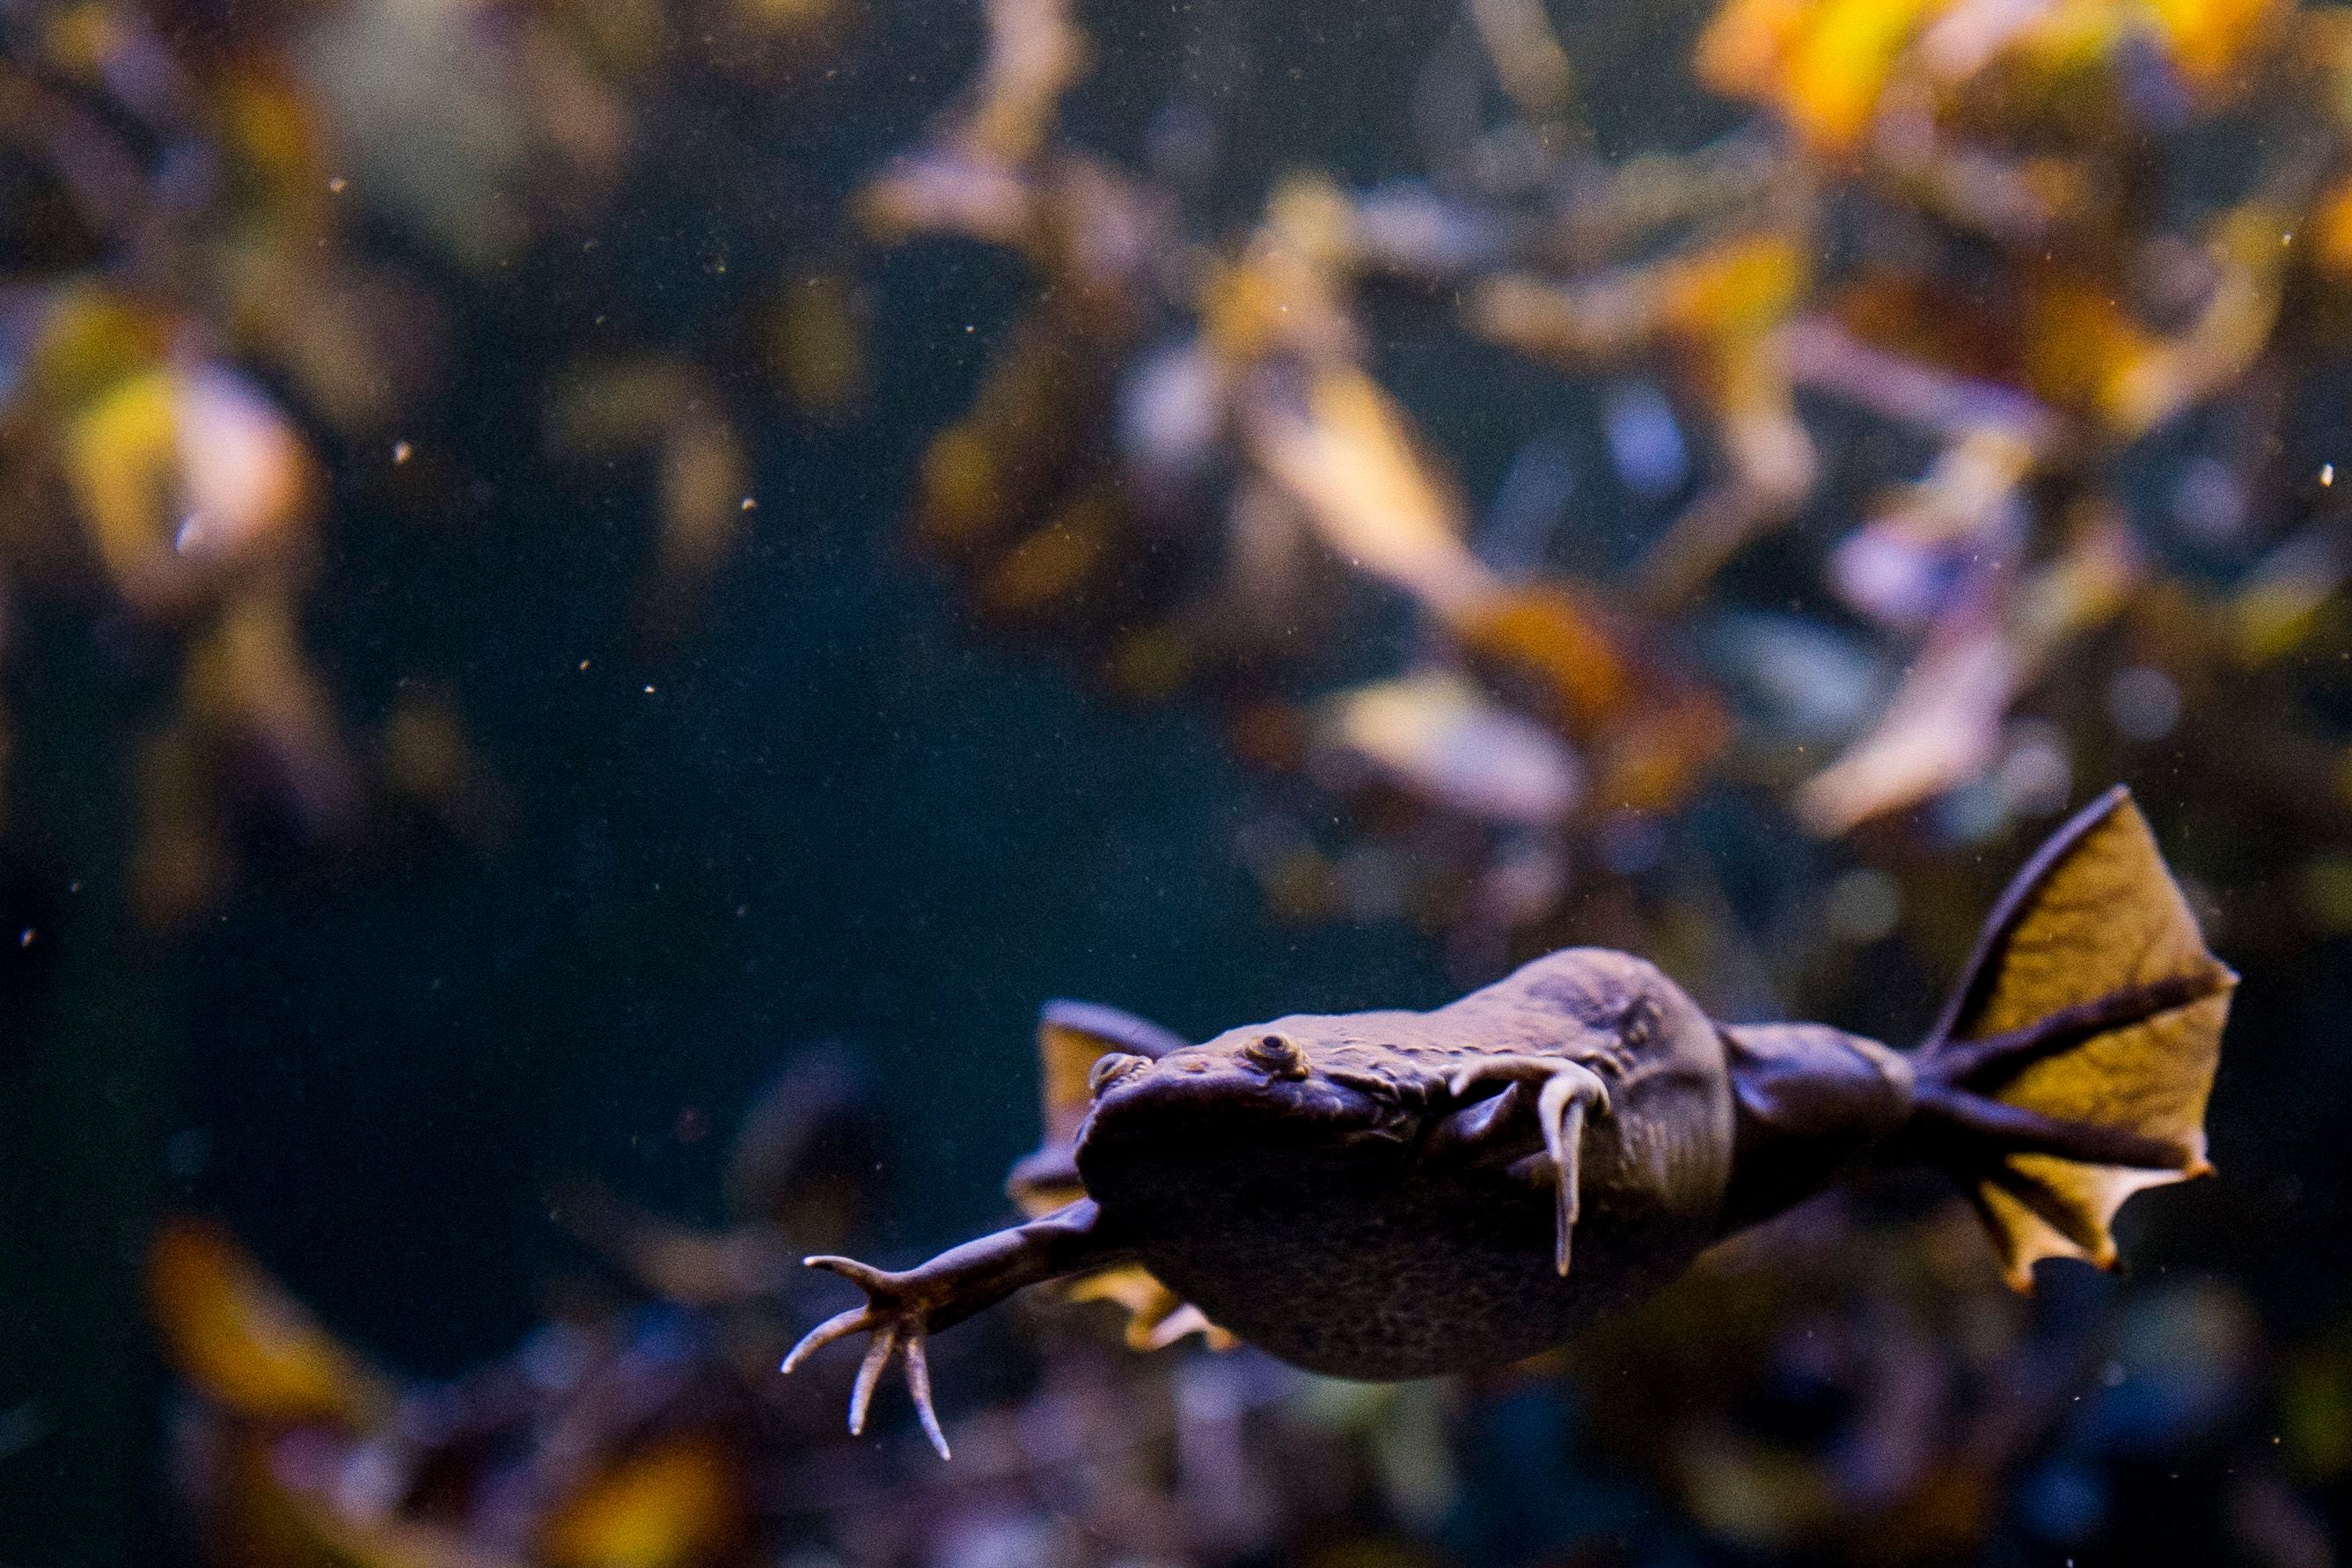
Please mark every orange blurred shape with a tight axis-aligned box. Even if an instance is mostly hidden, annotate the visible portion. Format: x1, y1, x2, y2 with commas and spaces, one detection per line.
654, 414, 747, 597
187, 592, 359, 835
2020, 274, 2152, 418
147, 1217, 384, 1426
1226, 700, 1309, 772
2316, 179, 2352, 282
193, 1423, 524, 1568
1200, 180, 1359, 367
1697, 0, 1939, 154
1596, 690, 1734, 816
544, 356, 687, 455
539, 1439, 744, 1568
1831, 273, 2016, 385
911, 320, 1096, 553
976, 492, 1115, 618
131, 728, 229, 930
1449, 583, 1632, 730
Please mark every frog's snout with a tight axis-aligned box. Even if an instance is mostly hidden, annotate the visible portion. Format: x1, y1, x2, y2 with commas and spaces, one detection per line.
1081, 1043, 1399, 1148
1089, 1051, 1152, 1096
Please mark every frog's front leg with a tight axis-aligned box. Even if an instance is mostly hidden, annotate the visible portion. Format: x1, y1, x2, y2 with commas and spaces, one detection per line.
781, 1198, 1133, 1458
1440, 1056, 1611, 1276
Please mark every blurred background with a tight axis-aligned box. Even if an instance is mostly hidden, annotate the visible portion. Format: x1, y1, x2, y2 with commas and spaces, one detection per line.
2, 0, 2349, 1563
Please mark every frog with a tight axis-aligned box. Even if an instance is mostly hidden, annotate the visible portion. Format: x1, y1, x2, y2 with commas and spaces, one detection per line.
783, 786, 2233, 1460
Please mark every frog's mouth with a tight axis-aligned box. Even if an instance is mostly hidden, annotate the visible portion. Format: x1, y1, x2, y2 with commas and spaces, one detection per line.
1075, 1046, 1421, 1159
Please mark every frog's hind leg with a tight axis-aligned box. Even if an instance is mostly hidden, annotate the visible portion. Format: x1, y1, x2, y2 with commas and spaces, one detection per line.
1443, 1057, 1610, 1275
1903, 786, 2233, 1287
1006, 1000, 1189, 1216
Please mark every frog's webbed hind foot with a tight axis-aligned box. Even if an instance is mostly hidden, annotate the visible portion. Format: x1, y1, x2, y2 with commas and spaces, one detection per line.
1444, 1056, 1611, 1276
781, 1256, 952, 1459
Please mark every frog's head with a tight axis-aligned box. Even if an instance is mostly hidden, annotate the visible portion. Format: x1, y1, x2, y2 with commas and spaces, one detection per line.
1074, 1015, 1432, 1169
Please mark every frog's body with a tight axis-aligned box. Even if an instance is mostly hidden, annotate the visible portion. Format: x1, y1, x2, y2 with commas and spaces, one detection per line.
784, 788, 2233, 1458
1078, 949, 1740, 1376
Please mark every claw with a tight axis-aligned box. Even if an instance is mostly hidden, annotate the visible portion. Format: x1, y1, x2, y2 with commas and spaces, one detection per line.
848, 1324, 895, 1435
780, 1254, 953, 1460
902, 1332, 948, 1459
780, 1304, 869, 1375
1445, 1056, 1609, 1276
1426, 1081, 1528, 1161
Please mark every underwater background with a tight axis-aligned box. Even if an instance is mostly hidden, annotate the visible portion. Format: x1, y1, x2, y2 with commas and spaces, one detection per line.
1, 0, 2348, 1563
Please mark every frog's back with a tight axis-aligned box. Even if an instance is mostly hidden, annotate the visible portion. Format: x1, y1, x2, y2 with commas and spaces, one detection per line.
1440, 947, 1737, 1230
1077, 948, 1738, 1380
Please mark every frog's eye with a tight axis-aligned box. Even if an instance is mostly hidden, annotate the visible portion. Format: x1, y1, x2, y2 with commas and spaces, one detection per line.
1242, 1032, 1309, 1080
1088, 1051, 1150, 1096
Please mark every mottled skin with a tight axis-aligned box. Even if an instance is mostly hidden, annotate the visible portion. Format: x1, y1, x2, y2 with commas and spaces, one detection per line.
782, 788, 2229, 1459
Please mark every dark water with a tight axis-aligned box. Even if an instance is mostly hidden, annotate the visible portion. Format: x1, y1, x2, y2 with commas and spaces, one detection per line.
3, 2, 2349, 1565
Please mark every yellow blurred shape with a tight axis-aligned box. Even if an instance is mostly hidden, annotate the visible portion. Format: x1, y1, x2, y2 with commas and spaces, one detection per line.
148, 1218, 385, 1426
384, 691, 479, 804
916, 426, 1005, 548
26, 289, 170, 411
64, 363, 316, 613
1323, 670, 1581, 826
65, 368, 181, 590
40, 3, 130, 83
1109, 624, 1193, 700
1253, 370, 1485, 616
2281, 1331, 2352, 1482
1701, 0, 1938, 153
767, 272, 868, 414
540, 1439, 740, 1568
1661, 234, 1806, 344
2298, 853, 2352, 936
546, 357, 685, 454
2145, 0, 2285, 94
963, 0, 1088, 168
736, 0, 839, 25
217, 70, 325, 210
2228, 514, 2345, 663
1467, 0, 1575, 116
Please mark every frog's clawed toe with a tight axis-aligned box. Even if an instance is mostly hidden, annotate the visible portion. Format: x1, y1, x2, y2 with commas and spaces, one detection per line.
1442, 1057, 1609, 1277
781, 1255, 952, 1460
